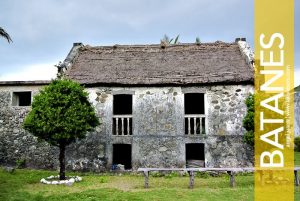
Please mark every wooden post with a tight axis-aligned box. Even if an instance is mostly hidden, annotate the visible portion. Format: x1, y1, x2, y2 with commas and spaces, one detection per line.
121, 118, 124, 135
143, 171, 149, 188
188, 118, 191, 135
295, 170, 299, 186
127, 117, 130, 135
193, 117, 196, 134
227, 171, 236, 187
116, 118, 119, 135
188, 171, 195, 189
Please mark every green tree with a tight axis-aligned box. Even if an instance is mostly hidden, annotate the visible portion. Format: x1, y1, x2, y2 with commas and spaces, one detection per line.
23, 79, 100, 180
0, 27, 12, 43
243, 94, 254, 146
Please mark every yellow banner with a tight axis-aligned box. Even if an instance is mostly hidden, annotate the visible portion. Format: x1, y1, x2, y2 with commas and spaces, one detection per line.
255, 0, 294, 200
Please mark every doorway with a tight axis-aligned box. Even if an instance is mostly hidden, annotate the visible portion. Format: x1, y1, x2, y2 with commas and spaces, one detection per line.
113, 144, 132, 169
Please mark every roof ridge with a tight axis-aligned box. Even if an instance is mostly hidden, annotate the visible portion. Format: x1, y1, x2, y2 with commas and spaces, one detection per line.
81, 42, 237, 49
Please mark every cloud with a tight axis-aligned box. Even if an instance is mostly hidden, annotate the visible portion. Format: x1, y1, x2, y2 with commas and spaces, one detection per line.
0, 63, 57, 81
0, 0, 298, 83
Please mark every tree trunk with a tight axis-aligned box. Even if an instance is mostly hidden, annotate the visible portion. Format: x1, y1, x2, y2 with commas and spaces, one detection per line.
59, 144, 66, 180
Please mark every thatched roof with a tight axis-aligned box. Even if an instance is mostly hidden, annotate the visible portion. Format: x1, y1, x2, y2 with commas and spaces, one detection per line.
65, 42, 254, 86
0, 80, 50, 86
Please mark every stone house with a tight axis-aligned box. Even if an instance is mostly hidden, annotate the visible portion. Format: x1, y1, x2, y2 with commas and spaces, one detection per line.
0, 40, 255, 171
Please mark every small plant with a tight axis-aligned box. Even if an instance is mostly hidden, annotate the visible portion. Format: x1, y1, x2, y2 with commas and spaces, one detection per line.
16, 158, 26, 169
164, 171, 178, 179
195, 37, 201, 45
295, 136, 300, 152
99, 176, 108, 183
150, 171, 163, 177
160, 34, 180, 45
195, 171, 210, 178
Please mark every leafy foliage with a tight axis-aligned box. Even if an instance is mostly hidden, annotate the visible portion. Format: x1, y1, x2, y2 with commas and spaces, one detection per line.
23, 79, 100, 147
295, 137, 300, 152
0, 27, 12, 43
23, 79, 100, 179
15, 158, 26, 169
160, 34, 180, 44
242, 94, 254, 146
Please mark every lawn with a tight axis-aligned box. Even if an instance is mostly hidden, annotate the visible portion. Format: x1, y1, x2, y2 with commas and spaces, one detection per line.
0, 168, 299, 201
295, 151, 300, 166
1, 169, 253, 201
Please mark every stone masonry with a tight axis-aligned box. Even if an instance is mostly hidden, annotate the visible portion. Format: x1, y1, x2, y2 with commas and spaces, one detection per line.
0, 83, 254, 171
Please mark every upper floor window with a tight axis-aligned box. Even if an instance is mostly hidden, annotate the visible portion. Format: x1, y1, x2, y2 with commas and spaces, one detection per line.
113, 94, 132, 136
184, 93, 205, 114
12, 91, 32, 106
184, 93, 206, 135
113, 94, 132, 115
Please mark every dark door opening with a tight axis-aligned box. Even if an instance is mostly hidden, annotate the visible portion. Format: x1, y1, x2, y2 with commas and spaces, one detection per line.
113, 144, 132, 169
186, 143, 205, 167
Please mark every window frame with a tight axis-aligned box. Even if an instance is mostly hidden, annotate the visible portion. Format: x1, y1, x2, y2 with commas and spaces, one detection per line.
183, 91, 208, 135
11, 91, 32, 107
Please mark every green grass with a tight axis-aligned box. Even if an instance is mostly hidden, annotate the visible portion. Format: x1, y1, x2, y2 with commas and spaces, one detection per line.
0, 168, 299, 201
0, 169, 252, 201
295, 151, 300, 166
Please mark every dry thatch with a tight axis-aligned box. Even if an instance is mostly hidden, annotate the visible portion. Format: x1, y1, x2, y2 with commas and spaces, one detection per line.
65, 42, 254, 86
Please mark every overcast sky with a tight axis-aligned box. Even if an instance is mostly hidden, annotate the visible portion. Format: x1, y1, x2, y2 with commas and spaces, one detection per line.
0, 0, 299, 86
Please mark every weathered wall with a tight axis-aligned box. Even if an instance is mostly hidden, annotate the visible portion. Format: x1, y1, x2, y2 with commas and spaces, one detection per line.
88, 85, 254, 169
0, 84, 254, 171
0, 86, 58, 169
0, 85, 106, 171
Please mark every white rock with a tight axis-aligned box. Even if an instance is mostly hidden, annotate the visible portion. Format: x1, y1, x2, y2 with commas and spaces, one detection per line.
69, 178, 75, 183
65, 181, 73, 186
52, 181, 58, 185
159, 147, 167, 152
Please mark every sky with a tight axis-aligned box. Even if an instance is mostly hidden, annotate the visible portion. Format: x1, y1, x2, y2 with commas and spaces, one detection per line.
0, 0, 299, 86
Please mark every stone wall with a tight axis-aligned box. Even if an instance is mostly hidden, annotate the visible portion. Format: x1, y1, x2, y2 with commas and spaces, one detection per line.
0, 86, 58, 169
0, 84, 254, 171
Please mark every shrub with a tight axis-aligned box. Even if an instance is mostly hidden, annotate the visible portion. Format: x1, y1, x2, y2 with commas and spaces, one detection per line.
16, 158, 26, 169
243, 94, 254, 146
295, 137, 300, 152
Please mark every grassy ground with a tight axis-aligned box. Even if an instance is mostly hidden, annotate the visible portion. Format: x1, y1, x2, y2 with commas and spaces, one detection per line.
0, 169, 253, 201
295, 151, 300, 166
0, 168, 299, 201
